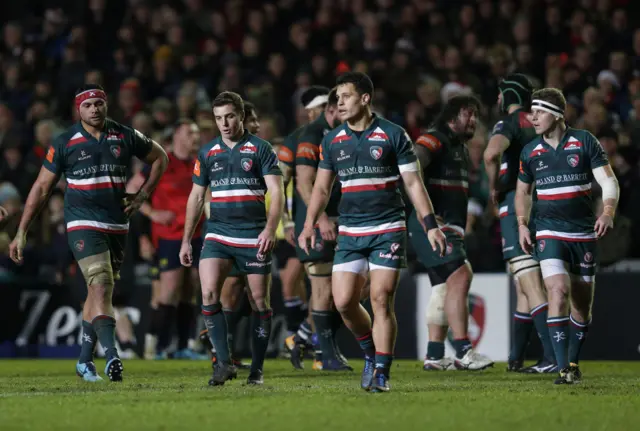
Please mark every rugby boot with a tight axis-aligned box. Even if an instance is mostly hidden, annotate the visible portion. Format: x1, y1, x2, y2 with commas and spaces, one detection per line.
554, 363, 581, 384
247, 369, 264, 385
454, 349, 494, 371
520, 359, 558, 374
232, 357, 251, 370
361, 357, 375, 391
506, 359, 524, 372
104, 357, 124, 382
208, 362, 238, 386
76, 361, 103, 382
370, 369, 390, 393
424, 357, 454, 371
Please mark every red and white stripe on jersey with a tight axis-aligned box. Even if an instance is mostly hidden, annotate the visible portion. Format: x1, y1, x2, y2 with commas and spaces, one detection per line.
67, 220, 129, 234
67, 132, 88, 148
341, 175, 399, 193
438, 223, 465, 237
428, 178, 469, 192
331, 130, 351, 144
205, 233, 259, 248
67, 176, 126, 190
536, 229, 597, 242
210, 189, 265, 203
499, 162, 508, 176
338, 220, 406, 236
563, 137, 582, 150
499, 205, 509, 218
536, 183, 591, 200
207, 144, 225, 157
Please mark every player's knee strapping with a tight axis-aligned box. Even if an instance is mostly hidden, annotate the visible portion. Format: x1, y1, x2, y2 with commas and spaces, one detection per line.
304, 261, 332, 277
86, 261, 115, 288
426, 283, 448, 326
509, 255, 540, 282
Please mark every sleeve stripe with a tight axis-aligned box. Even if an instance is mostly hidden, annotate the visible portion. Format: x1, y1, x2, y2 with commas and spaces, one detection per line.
278, 147, 294, 163
398, 161, 418, 173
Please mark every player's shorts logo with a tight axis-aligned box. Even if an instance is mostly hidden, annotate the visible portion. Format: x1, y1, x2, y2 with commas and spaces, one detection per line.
110, 145, 121, 158
538, 240, 546, 252
446, 242, 453, 255
584, 252, 593, 263
314, 238, 324, 251
241, 158, 253, 171
567, 154, 579, 168
390, 242, 400, 254
370, 146, 383, 160
74, 240, 84, 252
256, 252, 266, 261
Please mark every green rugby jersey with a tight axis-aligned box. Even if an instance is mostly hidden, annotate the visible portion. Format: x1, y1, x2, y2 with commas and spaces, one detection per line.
518, 128, 609, 241
319, 114, 416, 236
193, 131, 282, 246
43, 119, 153, 234
414, 128, 469, 237
278, 125, 305, 223
490, 108, 537, 217
290, 114, 341, 230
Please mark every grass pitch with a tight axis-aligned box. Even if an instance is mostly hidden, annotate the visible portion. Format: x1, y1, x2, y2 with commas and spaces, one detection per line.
0, 359, 639, 430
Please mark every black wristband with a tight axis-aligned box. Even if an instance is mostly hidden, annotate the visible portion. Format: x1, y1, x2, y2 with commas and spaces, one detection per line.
423, 214, 438, 230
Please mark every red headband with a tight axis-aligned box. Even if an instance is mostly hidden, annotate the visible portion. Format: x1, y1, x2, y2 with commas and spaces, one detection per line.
75, 89, 107, 110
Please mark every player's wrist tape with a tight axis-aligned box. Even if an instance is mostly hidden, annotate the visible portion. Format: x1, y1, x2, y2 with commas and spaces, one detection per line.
517, 216, 528, 227
423, 214, 438, 230
603, 205, 615, 217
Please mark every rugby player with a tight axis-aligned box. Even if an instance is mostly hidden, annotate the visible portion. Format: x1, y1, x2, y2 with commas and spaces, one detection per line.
410, 96, 493, 371
515, 88, 619, 384
180, 91, 284, 386
127, 119, 204, 360
9, 84, 168, 381
483, 74, 557, 373
283, 88, 351, 371
299, 72, 446, 392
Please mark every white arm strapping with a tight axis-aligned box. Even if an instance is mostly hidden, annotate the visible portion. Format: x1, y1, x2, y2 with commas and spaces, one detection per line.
592, 166, 619, 202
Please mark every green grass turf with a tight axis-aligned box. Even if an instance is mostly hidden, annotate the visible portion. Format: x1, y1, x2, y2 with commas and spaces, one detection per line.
0, 359, 639, 430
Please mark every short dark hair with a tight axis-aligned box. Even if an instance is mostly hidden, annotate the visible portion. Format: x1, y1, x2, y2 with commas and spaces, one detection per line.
327, 88, 338, 107
174, 117, 196, 132
531, 88, 566, 113
212, 91, 244, 118
75, 84, 105, 96
434, 94, 481, 126
336, 72, 374, 101
243, 101, 257, 119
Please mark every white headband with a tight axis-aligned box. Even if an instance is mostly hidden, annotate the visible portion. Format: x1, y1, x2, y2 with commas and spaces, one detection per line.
531, 99, 564, 118
304, 94, 329, 110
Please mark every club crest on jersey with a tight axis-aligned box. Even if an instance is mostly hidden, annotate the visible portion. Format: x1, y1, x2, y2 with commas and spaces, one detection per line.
370, 146, 383, 160
584, 252, 593, 263
538, 240, 546, 252
74, 240, 84, 252
314, 239, 324, 251
239, 142, 257, 154
110, 145, 121, 158
567, 154, 579, 168
241, 158, 253, 171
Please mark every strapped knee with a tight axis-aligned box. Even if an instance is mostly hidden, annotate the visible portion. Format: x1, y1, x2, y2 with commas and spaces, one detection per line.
509, 256, 540, 282
426, 283, 448, 326
86, 261, 114, 287
305, 261, 332, 277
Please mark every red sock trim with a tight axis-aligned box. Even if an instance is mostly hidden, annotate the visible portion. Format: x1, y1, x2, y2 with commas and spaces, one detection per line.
356, 331, 372, 341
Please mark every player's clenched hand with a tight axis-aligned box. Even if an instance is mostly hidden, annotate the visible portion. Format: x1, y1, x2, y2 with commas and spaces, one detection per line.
298, 224, 316, 255
9, 230, 27, 264
427, 227, 447, 257
150, 209, 176, 225
594, 213, 614, 238
123, 190, 149, 216
257, 227, 276, 255
518, 225, 533, 255
179, 241, 193, 267
318, 216, 336, 242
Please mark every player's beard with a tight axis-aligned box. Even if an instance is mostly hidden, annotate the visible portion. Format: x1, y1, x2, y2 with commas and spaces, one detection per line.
82, 113, 106, 128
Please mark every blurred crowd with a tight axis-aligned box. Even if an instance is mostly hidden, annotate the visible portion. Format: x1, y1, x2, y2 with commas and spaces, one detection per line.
1, 0, 640, 283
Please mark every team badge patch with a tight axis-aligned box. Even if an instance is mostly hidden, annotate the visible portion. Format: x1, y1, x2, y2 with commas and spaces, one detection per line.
74, 240, 84, 252
538, 240, 546, 252
567, 154, 579, 168
256, 252, 265, 261
370, 146, 383, 160
584, 252, 593, 263
110, 145, 121, 158
314, 238, 324, 252
390, 242, 400, 254
446, 242, 453, 255
241, 158, 253, 172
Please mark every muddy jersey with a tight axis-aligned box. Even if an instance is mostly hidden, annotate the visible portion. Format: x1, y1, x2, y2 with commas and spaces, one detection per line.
318, 114, 416, 236
193, 131, 282, 245
518, 128, 609, 241
491, 109, 537, 197
413, 128, 469, 236
43, 119, 153, 234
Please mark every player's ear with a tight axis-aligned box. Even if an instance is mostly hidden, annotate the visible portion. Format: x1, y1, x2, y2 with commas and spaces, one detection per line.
361, 93, 370, 106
